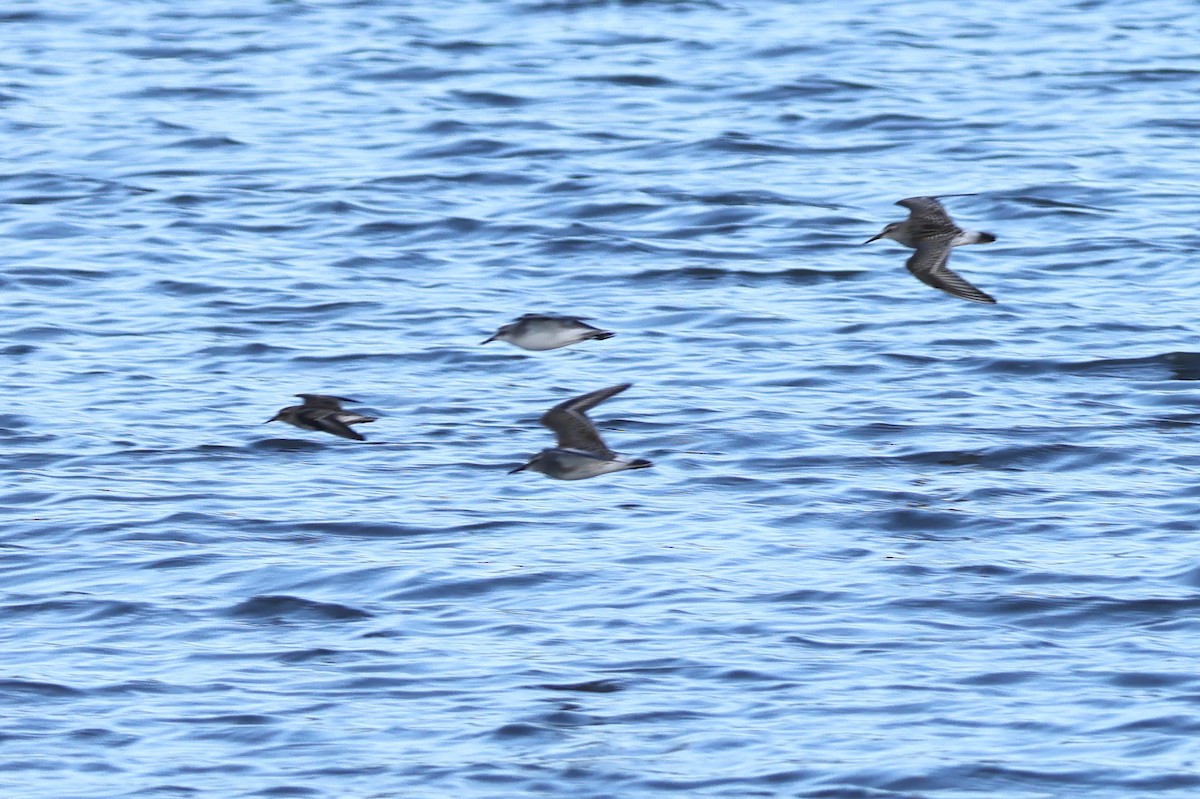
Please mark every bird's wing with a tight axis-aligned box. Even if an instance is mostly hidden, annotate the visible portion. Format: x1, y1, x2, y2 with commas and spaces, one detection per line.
516, 313, 593, 323
897, 196, 959, 238
295, 394, 356, 408
905, 242, 997, 304
540, 383, 632, 456
300, 408, 367, 440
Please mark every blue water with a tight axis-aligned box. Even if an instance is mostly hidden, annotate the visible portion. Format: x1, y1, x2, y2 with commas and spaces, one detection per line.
4, 1, 1200, 796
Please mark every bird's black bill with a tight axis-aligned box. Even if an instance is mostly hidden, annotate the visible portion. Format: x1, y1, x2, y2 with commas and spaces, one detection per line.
507, 463, 528, 474
479, 335, 497, 345
863, 233, 884, 244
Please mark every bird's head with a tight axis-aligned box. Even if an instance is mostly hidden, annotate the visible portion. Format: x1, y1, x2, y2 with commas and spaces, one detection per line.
480, 323, 515, 345
864, 221, 901, 244
508, 450, 549, 474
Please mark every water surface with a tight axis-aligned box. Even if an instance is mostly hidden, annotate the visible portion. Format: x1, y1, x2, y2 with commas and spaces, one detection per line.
4, 1, 1200, 797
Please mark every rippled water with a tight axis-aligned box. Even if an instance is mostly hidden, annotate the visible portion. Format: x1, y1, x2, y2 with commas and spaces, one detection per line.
5, 1, 1200, 796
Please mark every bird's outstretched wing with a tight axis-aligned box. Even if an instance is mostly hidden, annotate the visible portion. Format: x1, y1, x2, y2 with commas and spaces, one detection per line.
295, 394, 358, 408
516, 313, 593, 323
905, 243, 997, 304
295, 409, 364, 440
540, 383, 632, 456
897, 196, 959, 239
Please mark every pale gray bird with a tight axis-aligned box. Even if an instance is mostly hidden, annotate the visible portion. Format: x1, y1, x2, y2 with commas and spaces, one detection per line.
266, 394, 377, 441
509, 383, 652, 480
865, 195, 998, 304
481, 313, 615, 351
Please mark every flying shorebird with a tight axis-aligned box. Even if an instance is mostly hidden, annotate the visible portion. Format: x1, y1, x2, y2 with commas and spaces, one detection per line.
508, 383, 652, 480
864, 196, 998, 304
481, 313, 615, 351
266, 394, 377, 441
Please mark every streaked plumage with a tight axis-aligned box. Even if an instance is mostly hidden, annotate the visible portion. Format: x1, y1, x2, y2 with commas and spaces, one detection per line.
481, 313, 615, 351
509, 383, 652, 480
865, 195, 998, 304
266, 394, 377, 441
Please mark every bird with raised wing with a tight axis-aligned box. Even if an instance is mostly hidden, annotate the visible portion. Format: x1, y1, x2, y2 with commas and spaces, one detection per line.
266, 394, 377, 441
509, 383, 652, 480
481, 313, 615, 351
865, 195, 998, 304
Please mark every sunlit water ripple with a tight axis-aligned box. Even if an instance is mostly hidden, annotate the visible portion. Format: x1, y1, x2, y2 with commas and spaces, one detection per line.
4, 1, 1200, 797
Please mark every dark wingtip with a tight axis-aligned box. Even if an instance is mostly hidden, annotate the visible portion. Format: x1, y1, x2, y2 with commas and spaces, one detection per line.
629, 459, 653, 469
592, 331, 616, 341
978, 232, 996, 243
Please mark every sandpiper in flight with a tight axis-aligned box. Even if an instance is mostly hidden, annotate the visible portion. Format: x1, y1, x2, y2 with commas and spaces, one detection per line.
865, 195, 998, 304
481, 313, 615, 351
509, 383, 652, 480
266, 394, 377, 441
